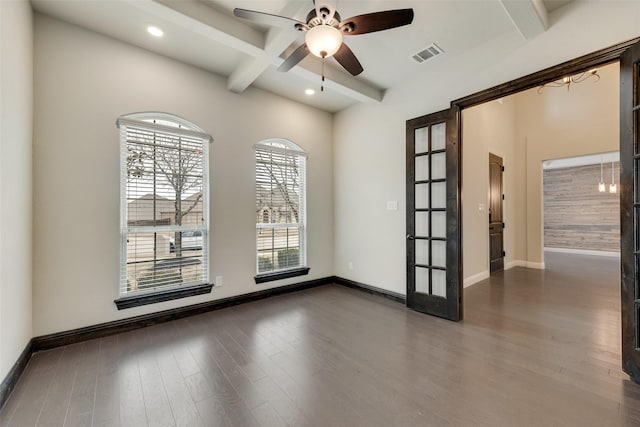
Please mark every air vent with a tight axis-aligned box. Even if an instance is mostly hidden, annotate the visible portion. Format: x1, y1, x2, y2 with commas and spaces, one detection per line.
411, 43, 444, 64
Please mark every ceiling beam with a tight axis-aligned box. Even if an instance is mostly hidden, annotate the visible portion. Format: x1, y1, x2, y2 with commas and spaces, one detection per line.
227, 57, 270, 94
131, 0, 382, 103
498, 0, 548, 40
288, 58, 384, 103
150, 0, 265, 56
227, 2, 305, 94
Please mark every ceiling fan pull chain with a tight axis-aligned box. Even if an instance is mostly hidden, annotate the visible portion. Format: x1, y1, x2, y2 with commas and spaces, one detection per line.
321, 55, 325, 92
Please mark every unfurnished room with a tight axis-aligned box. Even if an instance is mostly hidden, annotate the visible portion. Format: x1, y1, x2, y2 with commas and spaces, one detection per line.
2, 0, 640, 426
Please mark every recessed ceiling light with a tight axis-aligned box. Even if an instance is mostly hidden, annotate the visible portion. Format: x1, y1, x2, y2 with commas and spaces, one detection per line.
305, 89, 315, 96
147, 26, 163, 37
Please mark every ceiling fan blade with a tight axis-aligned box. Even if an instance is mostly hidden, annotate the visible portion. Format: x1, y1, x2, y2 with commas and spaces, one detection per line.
277, 44, 310, 72
233, 8, 305, 28
333, 43, 363, 76
340, 9, 414, 35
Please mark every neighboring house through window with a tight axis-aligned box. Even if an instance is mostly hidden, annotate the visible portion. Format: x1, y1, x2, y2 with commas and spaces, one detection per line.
255, 139, 309, 282
116, 112, 212, 308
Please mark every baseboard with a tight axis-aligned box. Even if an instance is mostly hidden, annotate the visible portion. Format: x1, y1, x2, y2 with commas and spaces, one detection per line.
333, 276, 406, 304
0, 339, 34, 411
544, 247, 620, 258
463, 261, 544, 286
504, 261, 518, 270
463, 271, 490, 288
32, 276, 333, 352
526, 261, 545, 269
507, 260, 545, 269
3, 274, 414, 410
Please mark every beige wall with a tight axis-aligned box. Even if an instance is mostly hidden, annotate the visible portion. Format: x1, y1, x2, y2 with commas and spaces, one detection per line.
514, 62, 620, 265
461, 98, 517, 285
32, 14, 334, 336
0, 0, 33, 380
461, 62, 620, 283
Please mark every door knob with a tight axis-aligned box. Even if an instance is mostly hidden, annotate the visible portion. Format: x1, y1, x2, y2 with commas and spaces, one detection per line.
407, 234, 415, 240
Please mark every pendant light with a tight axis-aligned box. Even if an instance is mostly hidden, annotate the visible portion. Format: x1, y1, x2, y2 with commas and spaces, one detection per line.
610, 158, 617, 194
598, 156, 606, 192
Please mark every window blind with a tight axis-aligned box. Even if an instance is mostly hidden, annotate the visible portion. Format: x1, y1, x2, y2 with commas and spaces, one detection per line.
255, 141, 307, 274
118, 116, 210, 296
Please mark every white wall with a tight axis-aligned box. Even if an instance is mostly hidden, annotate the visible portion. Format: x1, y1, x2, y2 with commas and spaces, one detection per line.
32, 14, 334, 336
334, 1, 640, 295
0, 0, 33, 380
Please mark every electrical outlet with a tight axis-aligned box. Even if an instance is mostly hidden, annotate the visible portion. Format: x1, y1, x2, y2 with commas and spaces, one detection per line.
386, 200, 398, 211
348, 261, 353, 270
215, 276, 223, 287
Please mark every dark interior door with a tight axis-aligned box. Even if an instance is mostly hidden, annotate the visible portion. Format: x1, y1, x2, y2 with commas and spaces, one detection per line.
620, 40, 640, 383
406, 108, 462, 321
489, 153, 504, 273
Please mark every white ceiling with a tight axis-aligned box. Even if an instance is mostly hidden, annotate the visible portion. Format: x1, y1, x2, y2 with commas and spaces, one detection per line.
30, 0, 575, 113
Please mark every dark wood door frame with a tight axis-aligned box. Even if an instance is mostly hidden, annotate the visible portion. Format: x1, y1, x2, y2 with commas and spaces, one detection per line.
451, 38, 638, 109
620, 40, 640, 383
489, 153, 504, 273
446, 37, 640, 383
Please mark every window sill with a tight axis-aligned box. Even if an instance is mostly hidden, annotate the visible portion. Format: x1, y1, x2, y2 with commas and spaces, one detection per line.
254, 267, 310, 284
114, 283, 213, 310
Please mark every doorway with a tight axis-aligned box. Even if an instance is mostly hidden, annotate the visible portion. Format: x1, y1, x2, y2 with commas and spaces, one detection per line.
542, 152, 621, 260
460, 61, 620, 284
406, 37, 640, 382
489, 153, 504, 273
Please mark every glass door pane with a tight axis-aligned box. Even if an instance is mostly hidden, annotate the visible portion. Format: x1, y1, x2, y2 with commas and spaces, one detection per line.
407, 108, 461, 321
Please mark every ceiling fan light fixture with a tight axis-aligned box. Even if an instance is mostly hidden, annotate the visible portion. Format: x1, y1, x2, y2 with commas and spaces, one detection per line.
305, 25, 343, 58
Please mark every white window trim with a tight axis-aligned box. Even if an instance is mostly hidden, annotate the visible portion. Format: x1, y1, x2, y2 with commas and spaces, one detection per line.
117, 112, 211, 301
254, 138, 308, 279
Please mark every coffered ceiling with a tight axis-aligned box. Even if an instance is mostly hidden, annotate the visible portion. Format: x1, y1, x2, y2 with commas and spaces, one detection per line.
31, 0, 574, 112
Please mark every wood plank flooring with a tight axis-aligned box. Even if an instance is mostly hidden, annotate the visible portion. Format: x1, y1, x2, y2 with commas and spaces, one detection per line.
1, 252, 639, 426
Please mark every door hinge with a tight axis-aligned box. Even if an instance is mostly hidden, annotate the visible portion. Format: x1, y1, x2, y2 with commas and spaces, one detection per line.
502, 251, 506, 257
502, 222, 505, 229
502, 194, 505, 200
501, 166, 505, 172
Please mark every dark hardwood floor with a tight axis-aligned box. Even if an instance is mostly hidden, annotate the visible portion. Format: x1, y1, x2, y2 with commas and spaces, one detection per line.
1, 253, 639, 426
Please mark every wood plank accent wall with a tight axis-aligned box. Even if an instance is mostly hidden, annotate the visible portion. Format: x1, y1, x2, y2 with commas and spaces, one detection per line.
543, 163, 620, 252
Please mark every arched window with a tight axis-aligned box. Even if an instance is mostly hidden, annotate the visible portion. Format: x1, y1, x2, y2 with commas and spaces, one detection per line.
116, 112, 211, 305
255, 138, 308, 280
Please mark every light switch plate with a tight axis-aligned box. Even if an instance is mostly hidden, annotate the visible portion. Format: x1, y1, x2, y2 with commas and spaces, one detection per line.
387, 200, 398, 211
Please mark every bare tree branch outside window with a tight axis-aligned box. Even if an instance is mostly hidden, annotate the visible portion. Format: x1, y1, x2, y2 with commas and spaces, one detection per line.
120, 115, 209, 295
127, 132, 203, 258
255, 143, 305, 273
255, 149, 300, 224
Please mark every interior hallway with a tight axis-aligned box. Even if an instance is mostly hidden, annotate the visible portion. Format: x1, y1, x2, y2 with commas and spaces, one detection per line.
0, 253, 637, 426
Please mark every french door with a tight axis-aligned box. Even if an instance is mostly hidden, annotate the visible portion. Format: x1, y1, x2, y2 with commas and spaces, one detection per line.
406, 108, 462, 321
620, 39, 640, 383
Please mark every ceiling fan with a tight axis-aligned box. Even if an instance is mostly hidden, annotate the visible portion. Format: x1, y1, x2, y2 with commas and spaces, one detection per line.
233, 1, 414, 80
